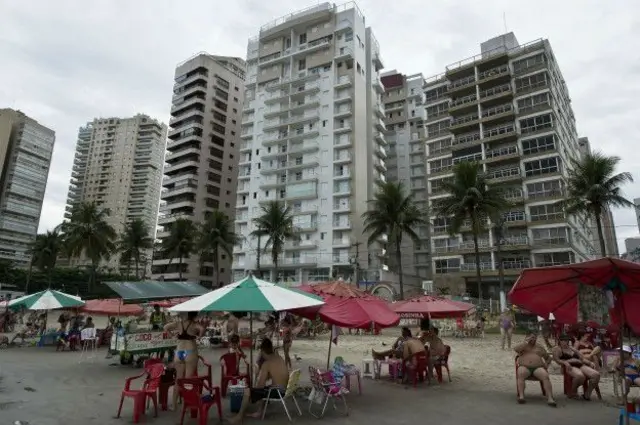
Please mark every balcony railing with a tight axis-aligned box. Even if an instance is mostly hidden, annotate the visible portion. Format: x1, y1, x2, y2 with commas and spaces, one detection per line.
486, 167, 520, 180
480, 84, 512, 99
486, 145, 518, 159
453, 131, 481, 146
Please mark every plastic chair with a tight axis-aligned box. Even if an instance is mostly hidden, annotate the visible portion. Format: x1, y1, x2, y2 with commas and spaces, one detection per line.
514, 356, 546, 400
261, 369, 303, 421
561, 364, 603, 400
116, 363, 165, 423
220, 352, 249, 397
194, 355, 212, 389
177, 377, 223, 425
404, 351, 428, 388
79, 328, 98, 363
434, 345, 452, 383
308, 367, 349, 418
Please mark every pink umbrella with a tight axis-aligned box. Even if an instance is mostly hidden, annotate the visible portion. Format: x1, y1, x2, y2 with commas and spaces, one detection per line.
392, 295, 475, 319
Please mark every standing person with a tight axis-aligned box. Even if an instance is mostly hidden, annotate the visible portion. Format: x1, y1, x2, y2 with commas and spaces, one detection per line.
281, 315, 294, 370
164, 311, 204, 410
150, 305, 166, 330
499, 309, 515, 350
226, 312, 240, 339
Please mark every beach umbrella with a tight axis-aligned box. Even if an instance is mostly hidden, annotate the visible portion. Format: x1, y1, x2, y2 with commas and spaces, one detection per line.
8, 289, 84, 310
392, 295, 475, 319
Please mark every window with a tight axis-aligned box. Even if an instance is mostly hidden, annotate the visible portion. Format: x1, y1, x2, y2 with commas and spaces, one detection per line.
534, 251, 573, 267
529, 203, 564, 222
521, 134, 555, 155
520, 113, 553, 134
429, 157, 452, 173
432, 217, 450, 234
434, 258, 460, 274
515, 72, 548, 93
513, 53, 546, 73
526, 179, 563, 199
298, 59, 306, 71
517, 93, 550, 114
425, 86, 447, 103
299, 33, 307, 44
430, 177, 452, 194
427, 138, 452, 155
524, 156, 560, 177
426, 121, 450, 137
214, 88, 229, 100
531, 227, 568, 245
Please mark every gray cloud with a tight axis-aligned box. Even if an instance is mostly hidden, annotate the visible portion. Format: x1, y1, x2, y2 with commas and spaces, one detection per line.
1, 0, 639, 253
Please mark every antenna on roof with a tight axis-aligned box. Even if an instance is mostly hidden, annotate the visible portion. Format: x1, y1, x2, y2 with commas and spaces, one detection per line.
503, 12, 508, 34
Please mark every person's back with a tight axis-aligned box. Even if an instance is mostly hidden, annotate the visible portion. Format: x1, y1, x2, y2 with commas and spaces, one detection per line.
404, 338, 426, 359
263, 351, 289, 388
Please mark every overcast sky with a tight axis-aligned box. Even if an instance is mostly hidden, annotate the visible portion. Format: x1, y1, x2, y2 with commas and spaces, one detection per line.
1, 0, 639, 253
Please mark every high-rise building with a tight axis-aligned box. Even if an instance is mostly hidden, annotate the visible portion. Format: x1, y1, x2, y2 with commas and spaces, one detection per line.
423, 33, 598, 297
232, 2, 387, 283
65, 115, 166, 273
0, 108, 55, 266
152, 54, 246, 287
380, 70, 431, 279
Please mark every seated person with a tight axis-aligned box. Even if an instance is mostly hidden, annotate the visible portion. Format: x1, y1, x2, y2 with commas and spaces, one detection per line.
423, 327, 447, 380
10, 322, 34, 345
82, 317, 95, 330
613, 345, 640, 396
229, 338, 288, 424
514, 332, 556, 407
229, 334, 250, 365
574, 331, 602, 366
402, 330, 427, 372
372, 327, 412, 360
553, 334, 600, 400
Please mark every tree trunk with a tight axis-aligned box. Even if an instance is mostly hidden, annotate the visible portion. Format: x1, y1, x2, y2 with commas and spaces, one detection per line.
273, 249, 279, 283
125, 263, 131, 280
134, 255, 139, 280
212, 248, 219, 288
472, 222, 483, 300
395, 234, 404, 300
256, 236, 262, 279
47, 268, 53, 290
25, 261, 33, 293
594, 209, 607, 257
179, 254, 183, 281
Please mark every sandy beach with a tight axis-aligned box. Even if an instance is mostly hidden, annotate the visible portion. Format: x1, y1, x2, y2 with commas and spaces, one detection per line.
0, 328, 626, 425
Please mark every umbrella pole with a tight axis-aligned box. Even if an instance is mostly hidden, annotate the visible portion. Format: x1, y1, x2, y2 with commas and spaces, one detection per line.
249, 313, 254, 382
620, 309, 630, 425
326, 329, 333, 370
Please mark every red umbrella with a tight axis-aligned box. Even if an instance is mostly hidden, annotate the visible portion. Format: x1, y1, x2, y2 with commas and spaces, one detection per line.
294, 281, 399, 329
150, 297, 193, 308
508, 257, 640, 332
80, 299, 144, 316
392, 295, 475, 319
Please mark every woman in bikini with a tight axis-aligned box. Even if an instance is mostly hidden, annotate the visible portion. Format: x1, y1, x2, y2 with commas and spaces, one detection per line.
552, 334, 600, 400
574, 331, 602, 367
281, 315, 294, 370
164, 311, 204, 410
514, 332, 557, 406
614, 345, 640, 396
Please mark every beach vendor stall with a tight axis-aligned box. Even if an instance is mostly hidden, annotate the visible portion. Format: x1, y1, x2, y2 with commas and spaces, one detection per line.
104, 280, 208, 365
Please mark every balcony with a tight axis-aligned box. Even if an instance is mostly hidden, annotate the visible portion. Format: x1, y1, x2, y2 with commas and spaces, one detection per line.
486, 166, 521, 183
502, 211, 527, 226
375, 118, 387, 132
451, 131, 481, 150
285, 240, 317, 250
374, 132, 387, 145
529, 212, 566, 224
482, 124, 517, 143
449, 114, 480, 133
501, 235, 530, 249
479, 83, 513, 104
531, 237, 569, 249
449, 94, 477, 113
157, 212, 194, 225
448, 75, 476, 94
334, 123, 352, 134
164, 160, 199, 174
526, 188, 565, 202
296, 221, 318, 232
333, 154, 352, 164
485, 145, 519, 163
481, 103, 514, 123
459, 260, 530, 275
503, 188, 525, 203
477, 65, 510, 83
373, 76, 385, 93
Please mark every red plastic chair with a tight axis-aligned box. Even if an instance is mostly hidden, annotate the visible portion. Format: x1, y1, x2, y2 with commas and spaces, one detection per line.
403, 351, 428, 388
116, 363, 165, 423
434, 345, 452, 383
194, 356, 213, 388
177, 377, 223, 425
514, 356, 546, 400
220, 352, 249, 397
561, 364, 603, 400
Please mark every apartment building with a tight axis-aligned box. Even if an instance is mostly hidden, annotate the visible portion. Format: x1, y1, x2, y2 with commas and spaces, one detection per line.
151, 54, 246, 287
380, 70, 431, 279
232, 2, 387, 283
65, 115, 166, 273
0, 108, 55, 266
422, 33, 597, 297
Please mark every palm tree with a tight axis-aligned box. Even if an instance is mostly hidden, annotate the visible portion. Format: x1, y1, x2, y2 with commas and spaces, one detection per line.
195, 211, 238, 288
252, 201, 296, 282
432, 162, 510, 300
29, 229, 63, 288
564, 151, 634, 256
117, 219, 153, 279
249, 228, 268, 278
162, 218, 196, 280
362, 180, 427, 300
61, 201, 117, 291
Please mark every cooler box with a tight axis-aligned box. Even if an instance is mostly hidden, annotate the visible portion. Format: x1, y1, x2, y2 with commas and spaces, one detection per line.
228, 384, 245, 413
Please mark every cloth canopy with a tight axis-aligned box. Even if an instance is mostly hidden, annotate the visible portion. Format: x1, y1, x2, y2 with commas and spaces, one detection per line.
508, 257, 640, 332
8, 290, 84, 310
392, 295, 475, 318
104, 281, 208, 303
294, 281, 400, 329
80, 299, 144, 316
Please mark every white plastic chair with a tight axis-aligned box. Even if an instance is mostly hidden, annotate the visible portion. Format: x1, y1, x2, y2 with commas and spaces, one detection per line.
79, 327, 98, 362
261, 369, 302, 421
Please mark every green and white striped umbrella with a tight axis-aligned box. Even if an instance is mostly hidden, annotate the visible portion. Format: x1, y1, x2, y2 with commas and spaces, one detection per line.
9, 289, 85, 310
169, 275, 324, 313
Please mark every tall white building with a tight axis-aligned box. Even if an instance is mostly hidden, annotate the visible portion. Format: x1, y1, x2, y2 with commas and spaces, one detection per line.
232, 2, 387, 283
0, 109, 55, 266
65, 115, 166, 273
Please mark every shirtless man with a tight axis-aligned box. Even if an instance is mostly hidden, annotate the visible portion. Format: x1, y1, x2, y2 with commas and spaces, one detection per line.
372, 327, 412, 360
423, 327, 446, 380
229, 337, 289, 424
514, 332, 556, 406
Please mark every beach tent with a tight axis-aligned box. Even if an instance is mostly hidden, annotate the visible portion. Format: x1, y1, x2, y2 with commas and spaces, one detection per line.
104, 280, 208, 303
392, 295, 475, 319
80, 299, 144, 316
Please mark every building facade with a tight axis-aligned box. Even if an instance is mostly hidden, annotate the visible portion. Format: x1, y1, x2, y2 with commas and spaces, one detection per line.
66, 115, 166, 273
423, 33, 597, 297
0, 108, 55, 266
232, 2, 387, 283
151, 54, 246, 287
380, 70, 431, 279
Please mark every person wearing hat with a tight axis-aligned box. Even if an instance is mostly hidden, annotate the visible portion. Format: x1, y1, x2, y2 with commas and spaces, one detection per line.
614, 345, 640, 396
552, 334, 600, 400
514, 332, 557, 406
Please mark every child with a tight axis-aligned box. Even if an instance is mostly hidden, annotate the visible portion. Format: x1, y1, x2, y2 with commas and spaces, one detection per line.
614, 345, 640, 396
